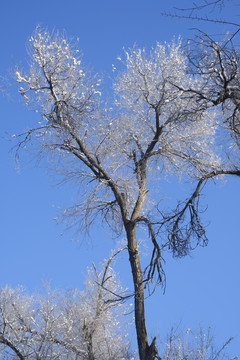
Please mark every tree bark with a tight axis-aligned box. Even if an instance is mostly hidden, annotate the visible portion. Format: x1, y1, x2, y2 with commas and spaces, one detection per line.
125, 222, 157, 360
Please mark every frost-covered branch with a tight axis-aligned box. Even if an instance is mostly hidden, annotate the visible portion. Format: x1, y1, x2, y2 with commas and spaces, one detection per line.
0, 261, 131, 360
160, 327, 238, 359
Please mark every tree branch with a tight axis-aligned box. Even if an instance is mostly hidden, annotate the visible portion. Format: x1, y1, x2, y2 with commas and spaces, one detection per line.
0, 335, 25, 360
164, 169, 240, 256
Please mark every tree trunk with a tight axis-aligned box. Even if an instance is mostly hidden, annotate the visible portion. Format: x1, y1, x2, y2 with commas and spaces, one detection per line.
125, 222, 158, 360
82, 320, 95, 360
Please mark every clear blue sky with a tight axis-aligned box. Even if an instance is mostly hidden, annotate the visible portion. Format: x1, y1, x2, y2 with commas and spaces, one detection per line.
0, 0, 239, 356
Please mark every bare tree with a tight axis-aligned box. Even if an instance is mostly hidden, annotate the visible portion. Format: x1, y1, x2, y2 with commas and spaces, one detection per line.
13, 27, 240, 359
165, 0, 239, 24
164, 0, 240, 39
0, 258, 131, 360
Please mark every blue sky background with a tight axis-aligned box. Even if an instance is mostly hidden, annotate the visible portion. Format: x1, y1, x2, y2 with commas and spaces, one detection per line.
0, 0, 239, 356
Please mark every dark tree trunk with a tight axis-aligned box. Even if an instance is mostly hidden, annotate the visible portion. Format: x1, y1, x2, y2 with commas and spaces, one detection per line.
82, 321, 95, 360
125, 222, 158, 360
